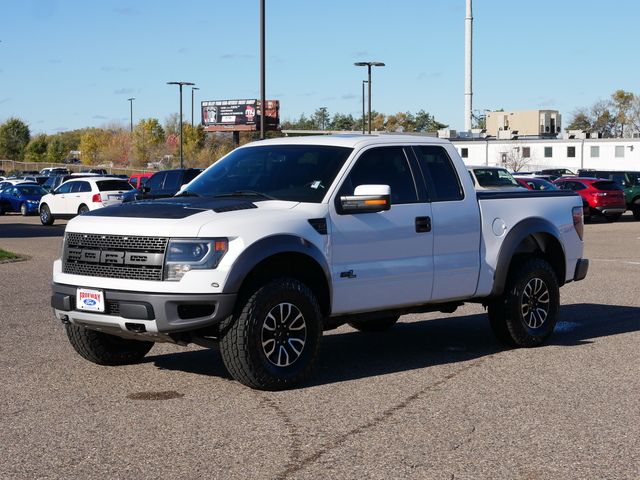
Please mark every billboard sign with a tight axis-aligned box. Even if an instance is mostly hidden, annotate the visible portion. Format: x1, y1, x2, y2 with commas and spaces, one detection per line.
202, 99, 279, 132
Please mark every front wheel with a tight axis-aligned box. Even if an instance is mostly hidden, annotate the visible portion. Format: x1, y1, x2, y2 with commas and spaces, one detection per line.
488, 258, 559, 347
65, 324, 153, 365
40, 204, 54, 225
20, 203, 29, 216
219, 277, 323, 390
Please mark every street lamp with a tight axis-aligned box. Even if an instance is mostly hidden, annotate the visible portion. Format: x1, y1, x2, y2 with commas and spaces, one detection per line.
167, 81, 195, 169
191, 87, 200, 128
354, 61, 385, 134
361, 81, 368, 134
127, 97, 135, 133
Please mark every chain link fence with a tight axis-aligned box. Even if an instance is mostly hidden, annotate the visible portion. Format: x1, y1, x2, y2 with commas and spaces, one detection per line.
0, 160, 151, 177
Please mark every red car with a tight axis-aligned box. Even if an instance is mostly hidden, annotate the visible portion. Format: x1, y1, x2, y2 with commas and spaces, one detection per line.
515, 177, 558, 191
128, 172, 153, 189
554, 177, 626, 222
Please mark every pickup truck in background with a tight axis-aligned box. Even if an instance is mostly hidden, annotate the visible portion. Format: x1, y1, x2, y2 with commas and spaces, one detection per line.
51, 135, 588, 390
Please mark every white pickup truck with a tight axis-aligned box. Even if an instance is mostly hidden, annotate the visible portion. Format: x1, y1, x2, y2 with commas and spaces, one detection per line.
51, 135, 588, 390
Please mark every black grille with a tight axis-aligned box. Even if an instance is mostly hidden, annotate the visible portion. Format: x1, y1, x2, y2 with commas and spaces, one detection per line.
63, 233, 167, 281
65, 233, 167, 252
107, 301, 120, 316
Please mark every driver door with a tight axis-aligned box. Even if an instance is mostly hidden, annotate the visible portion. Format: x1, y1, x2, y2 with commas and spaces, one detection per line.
329, 146, 434, 315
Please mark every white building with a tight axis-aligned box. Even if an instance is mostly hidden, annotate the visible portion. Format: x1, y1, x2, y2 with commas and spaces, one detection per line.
451, 137, 640, 172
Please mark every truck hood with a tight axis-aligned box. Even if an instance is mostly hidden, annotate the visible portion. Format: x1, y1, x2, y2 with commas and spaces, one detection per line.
66, 197, 299, 237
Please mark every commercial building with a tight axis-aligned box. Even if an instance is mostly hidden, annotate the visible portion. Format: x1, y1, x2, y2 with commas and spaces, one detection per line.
485, 110, 562, 138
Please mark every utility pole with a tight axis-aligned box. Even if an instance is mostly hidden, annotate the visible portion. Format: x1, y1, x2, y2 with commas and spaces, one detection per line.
464, 0, 473, 131
259, 0, 266, 140
127, 97, 135, 133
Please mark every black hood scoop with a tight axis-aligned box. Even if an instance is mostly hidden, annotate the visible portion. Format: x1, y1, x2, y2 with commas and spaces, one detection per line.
84, 197, 258, 219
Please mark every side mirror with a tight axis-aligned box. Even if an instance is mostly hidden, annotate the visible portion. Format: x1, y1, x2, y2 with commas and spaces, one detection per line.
339, 184, 391, 214
140, 186, 150, 194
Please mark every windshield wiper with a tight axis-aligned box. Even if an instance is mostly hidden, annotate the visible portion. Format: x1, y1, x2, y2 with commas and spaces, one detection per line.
213, 190, 277, 200
175, 190, 201, 197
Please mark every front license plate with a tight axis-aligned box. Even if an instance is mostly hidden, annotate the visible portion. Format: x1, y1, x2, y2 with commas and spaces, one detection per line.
76, 288, 105, 312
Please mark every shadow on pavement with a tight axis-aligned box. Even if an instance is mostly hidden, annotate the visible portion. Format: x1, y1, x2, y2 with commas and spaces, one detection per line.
0, 222, 66, 238
148, 303, 640, 386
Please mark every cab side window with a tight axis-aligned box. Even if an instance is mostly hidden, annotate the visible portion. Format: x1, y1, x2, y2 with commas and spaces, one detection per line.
413, 146, 464, 201
146, 172, 165, 191
339, 147, 418, 204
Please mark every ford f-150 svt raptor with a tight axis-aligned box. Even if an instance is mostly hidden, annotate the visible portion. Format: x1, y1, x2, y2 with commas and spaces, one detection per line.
51, 135, 588, 390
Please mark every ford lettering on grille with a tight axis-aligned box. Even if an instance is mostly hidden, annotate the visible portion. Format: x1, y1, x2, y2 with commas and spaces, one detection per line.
63, 233, 168, 281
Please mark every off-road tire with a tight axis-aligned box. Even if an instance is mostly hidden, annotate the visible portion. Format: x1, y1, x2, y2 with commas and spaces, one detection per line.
20, 203, 28, 216
488, 258, 559, 347
65, 324, 153, 365
40, 204, 54, 225
348, 315, 400, 332
219, 277, 323, 390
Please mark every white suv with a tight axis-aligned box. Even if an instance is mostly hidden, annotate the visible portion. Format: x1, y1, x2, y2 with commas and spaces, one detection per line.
40, 176, 133, 225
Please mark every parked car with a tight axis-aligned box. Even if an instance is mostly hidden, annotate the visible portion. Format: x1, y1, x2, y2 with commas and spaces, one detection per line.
515, 177, 559, 191
0, 179, 37, 192
122, 168, 203, 202
39, 177, 134, 225
577, 169, 640, 220
40, 167, 70, 177
535, 168, 575, 178
81, 168, 108, 175
467, 166, 524, 190
554, 177, 625, 222
19, 175, 49, 186
128, 172, 153, 189
0, 184, 47, 216
42, 173, 99, 193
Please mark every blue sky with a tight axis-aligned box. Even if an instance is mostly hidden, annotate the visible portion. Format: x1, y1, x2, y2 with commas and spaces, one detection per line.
1, 0, 638, 134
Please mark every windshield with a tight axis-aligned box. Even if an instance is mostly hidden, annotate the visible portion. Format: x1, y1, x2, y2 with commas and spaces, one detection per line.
17, 185, 46, 195
473, 168, 520, 187
184, 145, 353, 203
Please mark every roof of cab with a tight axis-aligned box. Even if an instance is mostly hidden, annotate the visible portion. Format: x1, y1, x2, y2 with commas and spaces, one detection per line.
238, 134, 452, 149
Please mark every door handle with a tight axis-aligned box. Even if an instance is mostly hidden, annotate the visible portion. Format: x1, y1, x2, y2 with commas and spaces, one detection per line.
415, 216, 431, 233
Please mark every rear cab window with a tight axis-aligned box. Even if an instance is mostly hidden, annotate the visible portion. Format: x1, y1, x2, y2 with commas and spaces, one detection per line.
412, 145, 464, 201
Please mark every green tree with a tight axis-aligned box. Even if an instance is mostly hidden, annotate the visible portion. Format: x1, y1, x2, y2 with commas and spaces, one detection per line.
329, 113, 356, 131
0, 118, 30, 160
414, 110, 447, 132
46, 137, 67, 163
132, 118, 165, 167
312, 107, 330, 130
566, 109, 592, 131
24, 134, 49, 162
182, 123, 205, 165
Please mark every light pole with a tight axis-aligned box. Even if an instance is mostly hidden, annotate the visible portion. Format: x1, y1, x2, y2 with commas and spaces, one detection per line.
127, 97, 135, 133
191, 87, 200, 128
167, 81, 195, 169
259, 0, 266, 140
361, 81, 368, 134
319, 106, 327, 130
354, 61, 385, 134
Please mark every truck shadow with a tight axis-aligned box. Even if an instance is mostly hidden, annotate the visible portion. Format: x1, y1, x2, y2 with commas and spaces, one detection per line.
148, 303, 640, 386
0, 222, 66, 238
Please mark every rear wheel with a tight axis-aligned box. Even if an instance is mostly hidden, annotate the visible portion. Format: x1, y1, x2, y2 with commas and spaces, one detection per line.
78, 204, 89, 215
488, 258, 559, 347
39, 204, 54, 225
219, 277, 323, 390
632, 201, 640, 220
0, 203, 5, 215
65, 324, 153, 365
349, 315, 400, 332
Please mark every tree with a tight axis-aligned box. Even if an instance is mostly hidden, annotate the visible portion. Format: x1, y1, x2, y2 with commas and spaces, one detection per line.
414, 110, 447, 132
182, 123, 205, 165
500, 145, 532, 172
312, 108, 330, 130
0, 118, 30, 160
24, 134, 49, 162
566, 109, 592, 131
46, 137, 67, 163
79, 128, 110, 164
611, 89, 635, 137
132, 118, 165, 167
590, 100, 616, 138
329, 113, 356, 131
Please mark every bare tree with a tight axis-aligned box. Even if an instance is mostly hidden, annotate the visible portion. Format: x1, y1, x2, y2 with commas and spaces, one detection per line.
499, 145, 533, 172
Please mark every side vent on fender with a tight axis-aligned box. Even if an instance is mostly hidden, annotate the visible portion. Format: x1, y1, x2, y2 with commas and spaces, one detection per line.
308, 218, 327, 235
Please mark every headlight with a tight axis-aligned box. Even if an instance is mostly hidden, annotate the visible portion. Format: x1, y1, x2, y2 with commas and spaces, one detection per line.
164, 238, 228, 281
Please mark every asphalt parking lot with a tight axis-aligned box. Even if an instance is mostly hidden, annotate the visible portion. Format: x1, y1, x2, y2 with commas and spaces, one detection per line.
1, 214, 638, 480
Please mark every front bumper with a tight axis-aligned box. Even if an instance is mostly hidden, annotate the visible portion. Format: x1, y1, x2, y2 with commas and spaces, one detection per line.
51, 282, 236, 340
